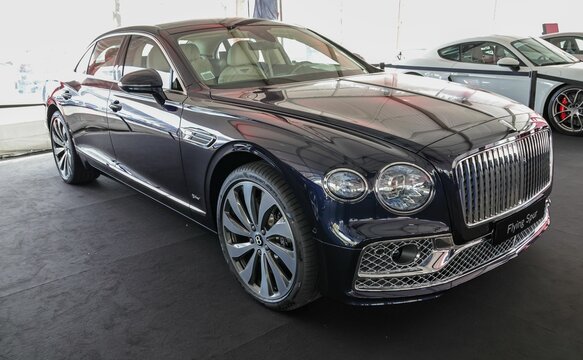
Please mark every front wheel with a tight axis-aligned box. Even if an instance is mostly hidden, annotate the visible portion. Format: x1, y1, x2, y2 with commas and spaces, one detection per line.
217, 161, 318, 311
50, 111, 100, 184
547, 85, 583, 136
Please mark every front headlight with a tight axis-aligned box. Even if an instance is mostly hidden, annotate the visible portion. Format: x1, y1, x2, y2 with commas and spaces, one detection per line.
323, 168, 368, 202
375, 163, 434, 214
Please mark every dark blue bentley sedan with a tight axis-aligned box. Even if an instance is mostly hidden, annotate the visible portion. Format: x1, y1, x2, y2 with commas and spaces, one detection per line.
46, 18, 552, 310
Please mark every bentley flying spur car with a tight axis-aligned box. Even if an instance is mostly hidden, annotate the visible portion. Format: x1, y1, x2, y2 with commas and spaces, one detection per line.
46, 18, 553, 310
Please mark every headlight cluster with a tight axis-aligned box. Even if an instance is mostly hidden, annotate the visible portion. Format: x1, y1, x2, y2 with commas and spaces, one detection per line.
323, 163, 434, 214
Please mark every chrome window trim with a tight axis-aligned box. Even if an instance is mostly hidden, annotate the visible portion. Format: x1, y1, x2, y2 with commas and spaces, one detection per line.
93, 31, 188, 95
77, 147, 205, 215
374, 162, 435, 215
323, 168, 369, 203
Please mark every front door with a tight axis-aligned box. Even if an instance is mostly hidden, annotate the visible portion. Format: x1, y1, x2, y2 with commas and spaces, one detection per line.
108, 34, 189, 209
448, 41, 532, 106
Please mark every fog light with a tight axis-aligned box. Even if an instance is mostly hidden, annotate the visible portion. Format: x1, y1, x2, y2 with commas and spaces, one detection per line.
391, 244, 421, 265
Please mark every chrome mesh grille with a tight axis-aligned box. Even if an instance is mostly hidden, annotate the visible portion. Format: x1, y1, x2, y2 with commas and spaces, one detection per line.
354, 215, 545, 292
455, 130, 551, 226
358, 238, 434, 276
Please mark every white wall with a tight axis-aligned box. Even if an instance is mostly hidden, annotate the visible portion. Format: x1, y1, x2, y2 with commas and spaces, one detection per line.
1, 0, 583, 102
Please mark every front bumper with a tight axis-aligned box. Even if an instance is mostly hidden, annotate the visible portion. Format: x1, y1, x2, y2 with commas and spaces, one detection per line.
318, 199, 550, 305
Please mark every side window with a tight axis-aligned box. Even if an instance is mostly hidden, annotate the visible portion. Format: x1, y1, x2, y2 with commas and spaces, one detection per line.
87, 36, 123, 80
460, 42, 518, 65
75, 45, 94, 74
438, 45, 460, 61
575, 38, 583, 54
123, 35, 182, 91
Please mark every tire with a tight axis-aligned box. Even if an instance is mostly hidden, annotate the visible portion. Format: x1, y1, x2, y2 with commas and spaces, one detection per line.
546, 85, 583, 136
217, 161, 318, 311
49, 111, 100, 184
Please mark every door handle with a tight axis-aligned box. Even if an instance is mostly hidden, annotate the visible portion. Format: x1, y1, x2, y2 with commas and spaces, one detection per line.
109, 100, 122, 112
62, 90, 72, 100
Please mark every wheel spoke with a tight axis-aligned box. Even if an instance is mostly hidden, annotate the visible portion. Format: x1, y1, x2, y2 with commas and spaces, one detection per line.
53, 146, 65, 156
257, 191, 277, 227
259, 253, 272, 297
573, 89, 582, 105
558, 113, 574, 124
239, 251, 258, 284
555, 95, 572, 108
267, 240, 296, 272
65, 153, 72, 177
553, 109, 569, 117
266, 251, 290, 294
242, 182, 258, 225
223, 213, 251, 237
52, 131, 64, 146
58, 152, 67, 170
226, 241, 254, 259
266, 217, 293, 240
227, 190, 252, 231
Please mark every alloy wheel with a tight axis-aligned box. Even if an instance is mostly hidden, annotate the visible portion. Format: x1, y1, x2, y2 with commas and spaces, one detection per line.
550, 88, 583, 134
221, 181, 297, 302
51, 116, 73, 180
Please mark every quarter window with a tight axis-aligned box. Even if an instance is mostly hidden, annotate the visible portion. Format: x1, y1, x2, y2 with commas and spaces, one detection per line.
438, 45, 460, 61
123, 35, 182, 91
460, 42, 518, 65
87, 36, 124, 80
75, 45, 95, 74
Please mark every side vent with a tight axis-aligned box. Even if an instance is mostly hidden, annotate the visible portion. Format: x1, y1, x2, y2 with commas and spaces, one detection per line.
180, 127, 216, 147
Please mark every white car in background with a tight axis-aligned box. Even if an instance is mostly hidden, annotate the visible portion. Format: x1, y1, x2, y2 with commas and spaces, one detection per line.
391, 35, 583, 136
542, 32, 583, 61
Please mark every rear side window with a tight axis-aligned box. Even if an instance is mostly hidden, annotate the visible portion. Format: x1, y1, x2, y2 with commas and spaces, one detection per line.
87, 36, 124, 80
75, 45, 94, 74
438, 45, 460, 61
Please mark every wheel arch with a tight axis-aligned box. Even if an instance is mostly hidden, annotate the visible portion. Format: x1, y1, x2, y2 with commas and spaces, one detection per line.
46, 103, 60, 129
205, 142, 315, 230
542, 82, 568, 120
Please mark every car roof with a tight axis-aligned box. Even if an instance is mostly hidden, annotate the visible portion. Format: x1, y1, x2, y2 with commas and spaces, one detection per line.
541, 32, 583, 39
435, 34, 530, 49
97, 17, 286, 40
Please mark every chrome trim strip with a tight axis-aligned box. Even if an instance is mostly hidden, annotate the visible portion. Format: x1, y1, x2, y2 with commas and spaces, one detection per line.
93, 31, 188, 95
77, 147, 205, 215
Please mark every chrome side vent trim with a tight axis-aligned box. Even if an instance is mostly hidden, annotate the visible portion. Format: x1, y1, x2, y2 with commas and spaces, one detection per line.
455, 129, 552, 226
180, 127, 216, 147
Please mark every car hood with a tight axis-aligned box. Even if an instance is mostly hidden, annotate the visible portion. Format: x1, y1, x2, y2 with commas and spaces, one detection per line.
537, 61, 583, 80
210, 72, 535, 153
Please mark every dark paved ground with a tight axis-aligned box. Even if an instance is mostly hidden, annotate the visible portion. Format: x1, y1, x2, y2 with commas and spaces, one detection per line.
1, 134, 582, 360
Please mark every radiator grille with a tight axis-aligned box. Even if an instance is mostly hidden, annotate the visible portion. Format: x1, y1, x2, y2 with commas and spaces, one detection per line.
455, 130, 551, 226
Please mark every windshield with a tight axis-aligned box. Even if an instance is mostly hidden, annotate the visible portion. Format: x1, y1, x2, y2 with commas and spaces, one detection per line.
512, 37, 578, 66
173, 25, 368, 88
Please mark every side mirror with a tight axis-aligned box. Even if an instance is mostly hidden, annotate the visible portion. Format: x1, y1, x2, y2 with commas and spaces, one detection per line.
496, 57, 520, 71
119, 68, 167, 105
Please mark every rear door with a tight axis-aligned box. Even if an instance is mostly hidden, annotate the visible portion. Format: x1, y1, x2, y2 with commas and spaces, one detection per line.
64, 35, 124, 163
108, 34, 189, 209
448, 42, 532, 105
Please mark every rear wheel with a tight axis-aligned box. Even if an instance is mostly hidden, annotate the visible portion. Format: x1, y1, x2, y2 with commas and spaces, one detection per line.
217, 161, 318, 311
50, 111, 100, 184
547, 85, 583, 136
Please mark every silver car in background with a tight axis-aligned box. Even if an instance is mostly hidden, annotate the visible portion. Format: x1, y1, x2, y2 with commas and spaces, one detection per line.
542, 32, 583, 61
392, 35, 583, 136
